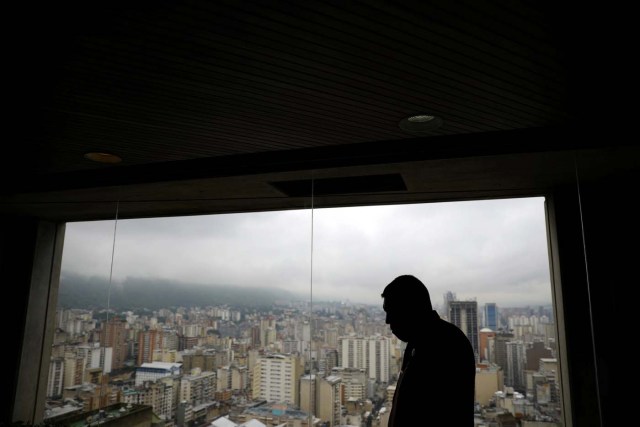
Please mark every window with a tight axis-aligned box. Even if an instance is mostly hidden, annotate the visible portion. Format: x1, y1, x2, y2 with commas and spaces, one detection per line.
42, 196, 564, 425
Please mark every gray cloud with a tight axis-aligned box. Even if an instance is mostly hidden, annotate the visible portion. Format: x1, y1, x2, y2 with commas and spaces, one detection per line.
61, 197, 552, 308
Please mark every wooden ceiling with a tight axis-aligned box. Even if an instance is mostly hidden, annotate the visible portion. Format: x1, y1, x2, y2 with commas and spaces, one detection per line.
6, 0, 629, 221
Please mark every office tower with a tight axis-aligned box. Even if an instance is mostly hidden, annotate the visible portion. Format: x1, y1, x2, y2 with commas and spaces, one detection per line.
484, 303, 498, 330
442, 291, 456, 320
47, 357, 64, 398
338, 335, 391, 383
100, 318, 127, 370
506, 341, 526, 390
180, 369, 217, 407
250, 325, 261, 347
137, 329, 163, 365
449, 300, 479, 361
494, 331, 514, 382
252, 354, 303, 406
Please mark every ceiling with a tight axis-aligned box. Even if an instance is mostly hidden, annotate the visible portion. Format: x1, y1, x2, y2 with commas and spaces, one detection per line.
5, 1, 630, 221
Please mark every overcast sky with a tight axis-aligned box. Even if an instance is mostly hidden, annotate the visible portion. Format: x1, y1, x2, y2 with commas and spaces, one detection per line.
60, 197, 553, 308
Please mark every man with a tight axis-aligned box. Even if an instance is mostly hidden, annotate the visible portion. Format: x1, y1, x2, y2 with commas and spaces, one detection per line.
382, 275, 476, 426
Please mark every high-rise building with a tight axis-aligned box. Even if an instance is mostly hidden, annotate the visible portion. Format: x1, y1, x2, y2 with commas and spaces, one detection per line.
331, 367, 367, 401
47, 357, 64, 398
182, 348, 217, 372
122, 377, 177, 421
180, 369, 216, 407
260, 316, 277, 348
338, 335, 391, 383
479, 328, 496, 363
100, 318, 127, 370
475, 364, 504, 406
484, 303, 498, 330
137, 329, 163, 365
299, 375, 316, 415
317, 375, 341, 427
231, 365, 249, 391
300, 374, 342, 427
494, 331, 514, 383
325, 328, 339, 348
442, 291, 457, 320
63, 352, 84, 388
162, 329, 179, 351
252, 354, 302, 406
506, 341, 526, 390
318, 348, 339, 377
449, 300, 479, 361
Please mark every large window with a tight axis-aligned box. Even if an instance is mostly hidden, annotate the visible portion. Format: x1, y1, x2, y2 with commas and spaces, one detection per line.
44, 197, 563, 425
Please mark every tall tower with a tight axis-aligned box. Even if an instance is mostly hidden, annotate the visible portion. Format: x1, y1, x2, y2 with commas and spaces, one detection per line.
137, 329, 163, 365
300, 374, 342, 427
449, 300, 479, 362
494, 330, 515, 383
318, 375, 342, 427
100, 317, 127, 370
442, 291, 457, 320
47, 357, 64, 398
260, 316, 277, 348
506, 341, 526, 390
484, 302, 498, 330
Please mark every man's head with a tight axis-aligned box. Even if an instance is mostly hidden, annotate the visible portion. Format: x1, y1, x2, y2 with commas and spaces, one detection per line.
381, 275, 433, 342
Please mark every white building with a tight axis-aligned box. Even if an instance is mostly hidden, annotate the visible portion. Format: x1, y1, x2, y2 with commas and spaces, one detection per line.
338, 335, 391, 383
135, 362, 182, 386
252, 354, 302, 406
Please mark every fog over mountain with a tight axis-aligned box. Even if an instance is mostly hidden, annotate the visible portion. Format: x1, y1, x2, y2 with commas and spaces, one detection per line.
60, 198, 553, 308
58, 273, 307, 310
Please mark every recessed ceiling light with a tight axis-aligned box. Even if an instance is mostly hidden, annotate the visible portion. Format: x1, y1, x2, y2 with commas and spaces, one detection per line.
399, 114, 443, 134
84, 152, 122, 164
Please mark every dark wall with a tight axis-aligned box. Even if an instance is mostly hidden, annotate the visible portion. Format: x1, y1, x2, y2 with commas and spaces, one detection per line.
0, 217, 39, 424
577, 159, 634, 427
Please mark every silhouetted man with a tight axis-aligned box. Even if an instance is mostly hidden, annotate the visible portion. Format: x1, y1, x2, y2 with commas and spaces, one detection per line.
382, 275, 476, 426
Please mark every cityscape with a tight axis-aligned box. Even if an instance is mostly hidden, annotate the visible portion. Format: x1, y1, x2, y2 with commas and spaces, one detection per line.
45, 291, 562, 427
44, 199, 557, 426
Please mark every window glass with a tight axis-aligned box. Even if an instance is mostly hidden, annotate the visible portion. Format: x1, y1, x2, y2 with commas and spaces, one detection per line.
45, 197, 562, 425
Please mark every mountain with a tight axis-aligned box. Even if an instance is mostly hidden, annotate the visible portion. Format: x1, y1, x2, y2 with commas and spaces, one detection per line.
57, 273, 305, 310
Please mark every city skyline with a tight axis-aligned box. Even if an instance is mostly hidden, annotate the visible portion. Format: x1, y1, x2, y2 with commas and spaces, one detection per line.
60, 197, 553, 307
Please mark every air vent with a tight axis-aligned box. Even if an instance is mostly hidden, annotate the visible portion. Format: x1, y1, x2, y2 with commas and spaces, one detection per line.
269, 174, 407, 197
